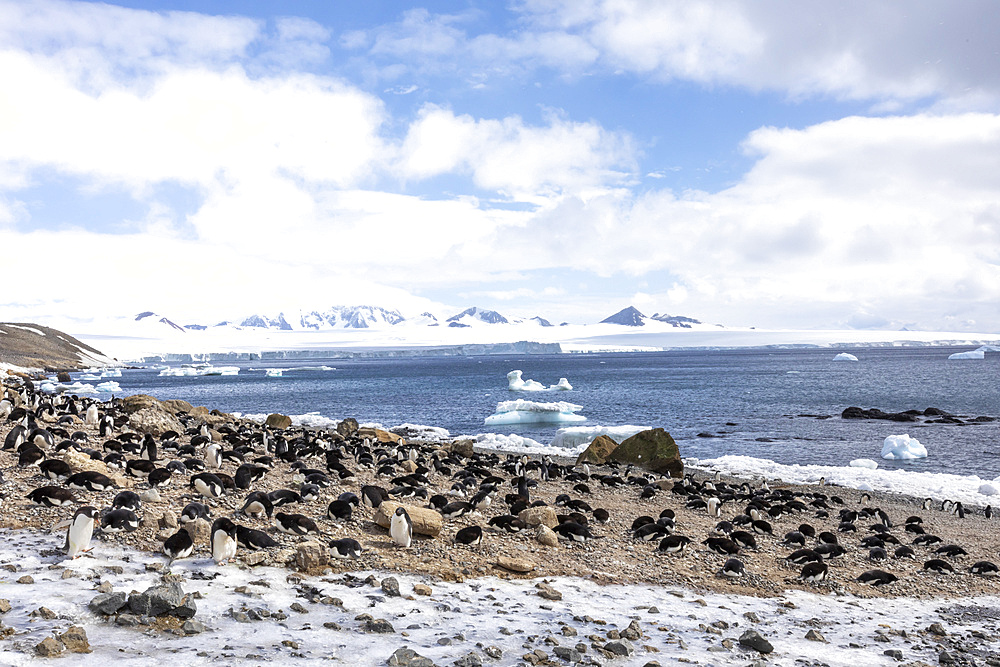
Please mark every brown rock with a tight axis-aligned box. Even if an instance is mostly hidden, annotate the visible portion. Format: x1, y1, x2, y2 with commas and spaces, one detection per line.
293, 541, 327, 573
536, 582, 562, 600
265, 413, 292, 430
576, 435, 619, 465
35, 637, 64, 657
356, 428, 404, 445
129, 407, 184, 436
535, 525, 559, 547
374, 501, 442, 537
182, 518, 211, 544
59, 626, 91, 653
336, 418, 359, 438
399, 460, 418, 474
121, 394, 163, 414
519, 506, 558, 529
412, 583, 432, 596
609, 428, 683, 478
162, 399, 194, 414
60, 448, 128, 487
448, 439, 475, 458
496, 556, 536, 573
56, 372, 72, 382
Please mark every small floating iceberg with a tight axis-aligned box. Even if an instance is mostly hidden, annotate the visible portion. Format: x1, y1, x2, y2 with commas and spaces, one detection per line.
484, 400, 587, 426
95, 381, 121, 393
849, 458, 879, 469
507, 370, 572, 392
833, 353, 858, 362
949, 349, 984, 360
881, 434, 927, 460
265, 369, 283, 377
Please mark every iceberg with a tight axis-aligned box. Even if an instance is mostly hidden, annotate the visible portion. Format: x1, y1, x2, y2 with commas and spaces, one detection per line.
159, 364, 240, 377
549, 425, 650, 451
95, 381, 121, 393
849, 458, 878, 469
507, 370, 572, 392
880, 434, 927, 460
832, 353, 859, 362
265, 369, 283, 377
949, 349, 985, 360
484, 400, 587, 426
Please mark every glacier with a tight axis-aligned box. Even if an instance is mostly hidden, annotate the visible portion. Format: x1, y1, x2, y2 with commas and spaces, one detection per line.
484, 400, 587, 426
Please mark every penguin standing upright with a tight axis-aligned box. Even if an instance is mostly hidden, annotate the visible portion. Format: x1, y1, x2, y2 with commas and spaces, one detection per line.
390, 506, 413, 547
211, 517, 238, 564
65, 506, 98, 559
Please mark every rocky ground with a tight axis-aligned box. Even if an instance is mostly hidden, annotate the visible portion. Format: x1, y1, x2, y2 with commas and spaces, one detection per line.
1, 393, 999, 604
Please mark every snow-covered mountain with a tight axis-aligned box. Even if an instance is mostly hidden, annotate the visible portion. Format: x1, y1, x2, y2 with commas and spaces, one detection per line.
600, 306, 704, 328
446, 307, 509, 325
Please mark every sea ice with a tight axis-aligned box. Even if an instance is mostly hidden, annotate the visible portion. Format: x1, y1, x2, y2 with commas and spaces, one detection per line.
265, 369, 283, 377
849, 458, 878, 469
159, 364, 240, 377
949, 349, 985, 360
881, 434, 928, 460
484, 400, 587, 426
979, 483, 1000, 496
506, 370, 572, 391
832, 352, 859, 361
95, 381, 121, 393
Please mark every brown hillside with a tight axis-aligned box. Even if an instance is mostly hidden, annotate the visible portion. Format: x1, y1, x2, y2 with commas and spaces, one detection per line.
0, 322, 112, 371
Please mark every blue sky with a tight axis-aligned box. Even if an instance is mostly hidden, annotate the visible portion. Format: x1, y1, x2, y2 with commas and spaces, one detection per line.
1, 0, 998, 332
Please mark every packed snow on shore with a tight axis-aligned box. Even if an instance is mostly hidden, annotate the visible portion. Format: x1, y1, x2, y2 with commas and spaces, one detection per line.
484, 400, 587, 426
691, 454, 1000, 507
3, 528, 999, 667
506, 370, 572, 392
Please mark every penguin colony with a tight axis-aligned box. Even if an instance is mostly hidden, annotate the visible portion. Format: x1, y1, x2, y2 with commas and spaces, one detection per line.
1, 375, 999, 597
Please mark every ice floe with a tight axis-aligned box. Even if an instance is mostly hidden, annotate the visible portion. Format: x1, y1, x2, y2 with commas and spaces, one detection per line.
484, 400, 587, 426
506, 370, 572, 392
832, 352, 858, 361
849, 458, 879, 469
881, 434, 928, 460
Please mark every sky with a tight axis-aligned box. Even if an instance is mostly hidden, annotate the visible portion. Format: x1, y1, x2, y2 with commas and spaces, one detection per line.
0, 0, 999, 332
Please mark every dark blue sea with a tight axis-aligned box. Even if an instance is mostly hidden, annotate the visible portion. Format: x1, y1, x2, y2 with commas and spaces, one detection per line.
99, 347, 1000, 477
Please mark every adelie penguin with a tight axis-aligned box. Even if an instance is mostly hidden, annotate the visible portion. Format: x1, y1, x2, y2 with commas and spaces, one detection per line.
455, 525, 483, 546
658, 535, 691, 554
552, 521, 597, 543
101, 508, 139, 533
800, 561, 828, 582
181, 502, 211, 524
326, 499, 353, 521
970, 561, 999, 576
27, 486, 76, 507
275, 512, 319, 536
236, 525, 279, 551
190, 472, 225, 500
163, 529, 194, 563
67, 471, 114, 493
923, 558, 955, 574
857, 569, 898, 586
211, 517, 238, 564
720, 558, 744, 578
65, 506, 98, 559
329, 538, 362, 560
390, 506, 413, 548
112, 490, 142, 512
241, 491, 273, 519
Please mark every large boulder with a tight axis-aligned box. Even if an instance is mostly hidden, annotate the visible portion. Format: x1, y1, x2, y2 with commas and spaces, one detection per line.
265, 413, 292, 430
609, 428, 683, 478
576, 435, 619, 465
374, 501, 442, 537
121, 394, 162, 414
129, 407, 184, 436
336, 418, 359, 438
358, 427, 405, 445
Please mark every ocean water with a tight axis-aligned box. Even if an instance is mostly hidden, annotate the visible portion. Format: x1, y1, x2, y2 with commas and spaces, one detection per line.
96, 346, 1000, 478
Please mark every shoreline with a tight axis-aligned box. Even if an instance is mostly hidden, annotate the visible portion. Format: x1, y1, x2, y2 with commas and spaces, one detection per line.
1, 388, 999, 602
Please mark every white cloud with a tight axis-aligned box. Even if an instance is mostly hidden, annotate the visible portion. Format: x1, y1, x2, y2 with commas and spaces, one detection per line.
398, 105, 636, 200
352, 1, 1000, 107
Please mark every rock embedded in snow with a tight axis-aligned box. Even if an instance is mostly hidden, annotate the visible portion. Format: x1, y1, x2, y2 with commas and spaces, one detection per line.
880, 434, 928, 460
